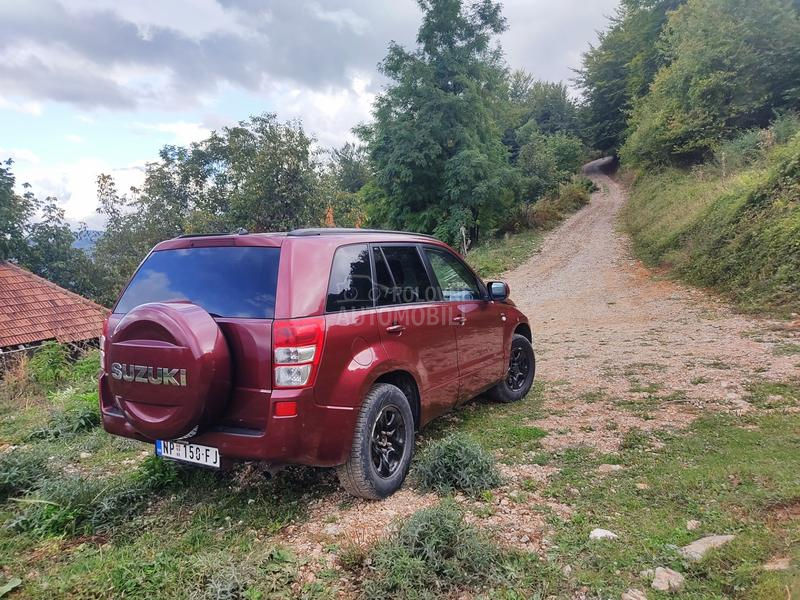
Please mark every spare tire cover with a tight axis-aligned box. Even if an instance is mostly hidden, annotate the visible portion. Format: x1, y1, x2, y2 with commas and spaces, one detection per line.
107, 302, 231, 440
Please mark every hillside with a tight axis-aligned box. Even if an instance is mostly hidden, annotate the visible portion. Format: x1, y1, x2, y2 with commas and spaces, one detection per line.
622, 126, 800, 316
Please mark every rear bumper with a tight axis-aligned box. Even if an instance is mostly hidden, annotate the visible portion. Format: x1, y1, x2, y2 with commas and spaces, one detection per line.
100, 376, 357, 467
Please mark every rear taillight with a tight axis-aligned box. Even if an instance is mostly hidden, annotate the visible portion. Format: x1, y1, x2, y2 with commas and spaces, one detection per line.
272, 316, 325, 388
100, 318, 109, 372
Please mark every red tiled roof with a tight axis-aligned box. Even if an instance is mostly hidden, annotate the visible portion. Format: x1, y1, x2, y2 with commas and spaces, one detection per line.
0, 261, 108, 348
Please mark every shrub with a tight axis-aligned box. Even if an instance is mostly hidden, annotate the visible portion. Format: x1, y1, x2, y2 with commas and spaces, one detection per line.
28, 342, 70, 387
0, 449, 50, 501
529, 199, 561, 229
554, 181, 591, 212
188, 547, 296, 600
362, 500, 502, 599
714, 129, 765, 172
415, 433, 501, 496
771, 112, 800, 145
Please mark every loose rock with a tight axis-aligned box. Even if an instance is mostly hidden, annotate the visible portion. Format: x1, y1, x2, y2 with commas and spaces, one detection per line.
622, 589, 647, 600
686, 519, 700, 531
679, 535, 734, 562
589, 528, 618, 540
597, 464, 624, 474
651, 567, 685, 592
762, 557, 791, 571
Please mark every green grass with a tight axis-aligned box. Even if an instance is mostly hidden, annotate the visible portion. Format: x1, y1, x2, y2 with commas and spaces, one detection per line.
466, 229, 542, 279
3, 345, 800, 598
774, 343, 800, 357
541, 412, 800, 599
622, 131, 800, 316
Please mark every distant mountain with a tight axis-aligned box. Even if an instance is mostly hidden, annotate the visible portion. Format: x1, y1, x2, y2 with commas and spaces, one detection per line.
73, 229, 102, 254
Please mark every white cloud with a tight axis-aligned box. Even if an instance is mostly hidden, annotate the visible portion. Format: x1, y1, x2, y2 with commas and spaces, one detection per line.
133, 121, 211, 145
65, 134, 83, 143
269, 74, 375, 148
12, 157, 146, 228
309, 3, 369, 35
0, 147, 40, 164
0, 95, 43, 116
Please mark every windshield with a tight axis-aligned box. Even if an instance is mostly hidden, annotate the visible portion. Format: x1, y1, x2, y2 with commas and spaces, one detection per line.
115, 246, 280, 319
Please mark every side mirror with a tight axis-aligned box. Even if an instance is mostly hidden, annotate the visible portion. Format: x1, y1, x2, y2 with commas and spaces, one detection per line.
487, 281, 509, 301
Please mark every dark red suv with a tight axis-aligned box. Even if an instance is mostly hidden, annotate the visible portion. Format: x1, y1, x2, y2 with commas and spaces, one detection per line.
100, 229, 535, 498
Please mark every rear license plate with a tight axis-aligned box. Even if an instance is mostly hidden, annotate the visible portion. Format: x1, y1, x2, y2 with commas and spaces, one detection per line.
155, 440, 220, 468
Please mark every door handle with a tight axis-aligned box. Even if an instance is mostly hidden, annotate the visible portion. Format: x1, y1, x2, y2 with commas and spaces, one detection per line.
386, 324, 406, 334
452, 315, 466, 325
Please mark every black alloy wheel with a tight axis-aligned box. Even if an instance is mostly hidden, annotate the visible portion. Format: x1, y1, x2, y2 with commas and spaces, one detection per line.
506, 344, 531, 391
370, 405, 407, 478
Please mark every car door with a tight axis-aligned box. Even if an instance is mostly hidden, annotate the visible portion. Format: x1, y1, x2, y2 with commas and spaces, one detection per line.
422, 245, 505, 401
372, 244, 460, 422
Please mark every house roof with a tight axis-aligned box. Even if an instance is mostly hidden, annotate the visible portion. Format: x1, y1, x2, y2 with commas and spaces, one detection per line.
0, 261, 108, 348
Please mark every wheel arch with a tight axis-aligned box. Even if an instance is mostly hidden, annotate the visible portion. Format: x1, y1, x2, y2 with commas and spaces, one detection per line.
373, 370, 421, 430
514, 322, 532, 343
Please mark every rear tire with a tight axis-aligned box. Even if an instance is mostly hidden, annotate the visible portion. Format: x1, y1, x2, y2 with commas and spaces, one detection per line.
337, 383, 415, 500
488, 334, 535, 403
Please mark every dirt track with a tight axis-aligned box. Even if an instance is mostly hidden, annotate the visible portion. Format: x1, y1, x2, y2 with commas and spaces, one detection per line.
506, 158, 800, 452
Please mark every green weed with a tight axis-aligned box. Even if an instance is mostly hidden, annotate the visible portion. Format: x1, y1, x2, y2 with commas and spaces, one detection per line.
361, 500, 503, 599
0, 448, 50, 501
415, 433, 501, 496
28, 342, 71, 387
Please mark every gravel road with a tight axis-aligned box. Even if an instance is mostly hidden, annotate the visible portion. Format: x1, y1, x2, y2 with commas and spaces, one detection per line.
506, 158, 800, 451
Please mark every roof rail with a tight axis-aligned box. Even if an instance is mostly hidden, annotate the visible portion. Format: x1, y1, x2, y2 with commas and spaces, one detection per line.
176, 229, 249, 239
288, 227, 438, 240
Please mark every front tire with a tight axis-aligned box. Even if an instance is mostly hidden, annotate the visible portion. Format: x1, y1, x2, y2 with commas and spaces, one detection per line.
337, 383, 415, 499
488, 334, 535, 403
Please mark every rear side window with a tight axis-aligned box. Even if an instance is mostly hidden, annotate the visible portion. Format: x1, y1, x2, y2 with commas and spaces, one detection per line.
326, 244, 373, 312
374, 245, 436, 306
115, 246, 280, 318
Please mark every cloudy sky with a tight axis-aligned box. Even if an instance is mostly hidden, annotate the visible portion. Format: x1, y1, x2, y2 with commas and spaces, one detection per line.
0, 0, 618, 228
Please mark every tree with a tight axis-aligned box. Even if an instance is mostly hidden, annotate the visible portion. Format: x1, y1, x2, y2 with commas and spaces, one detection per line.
516, 130, 585, 200
359, 0, 514, 245
24, 199, 101, 299
621, 0, 800, 166
576, 0, 685, 153
93, 113, 325, 302
0, 159, 36, 261
329, 142, 371, 194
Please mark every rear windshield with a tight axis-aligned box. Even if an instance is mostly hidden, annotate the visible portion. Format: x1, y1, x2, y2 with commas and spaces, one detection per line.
115, 246, 280, 319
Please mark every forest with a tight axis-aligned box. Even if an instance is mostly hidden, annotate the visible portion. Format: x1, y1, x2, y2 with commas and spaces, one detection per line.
1, 0, 799, 310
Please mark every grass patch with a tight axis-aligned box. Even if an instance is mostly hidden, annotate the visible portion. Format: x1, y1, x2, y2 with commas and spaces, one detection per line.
414, 433, 501, 496
466, 229, 541, 279
28, 389, 101, 441
0, 448, 50, 502
746, 380, 800, 409
774, 343, 800, 356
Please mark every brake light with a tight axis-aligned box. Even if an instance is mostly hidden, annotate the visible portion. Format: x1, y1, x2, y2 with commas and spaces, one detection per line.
100, 318, 109, 372
272, 317, 325, 388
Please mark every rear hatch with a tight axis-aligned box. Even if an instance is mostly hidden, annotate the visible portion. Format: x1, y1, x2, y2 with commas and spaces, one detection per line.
106, 242, 281, 432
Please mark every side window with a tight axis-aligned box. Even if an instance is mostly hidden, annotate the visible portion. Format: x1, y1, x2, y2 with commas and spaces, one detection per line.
424, 247, 482, 301
326, 244, 373, 312
373, 245, 436, 306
